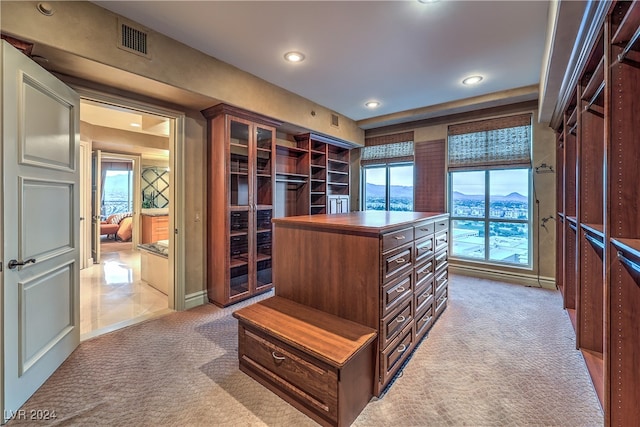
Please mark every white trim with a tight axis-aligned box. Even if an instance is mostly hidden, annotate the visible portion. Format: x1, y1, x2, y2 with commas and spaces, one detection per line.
184, 290, 208, 310
450, 263, 556, 290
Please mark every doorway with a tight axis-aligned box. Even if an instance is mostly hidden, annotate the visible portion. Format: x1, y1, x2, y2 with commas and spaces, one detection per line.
78, 96, 179, 340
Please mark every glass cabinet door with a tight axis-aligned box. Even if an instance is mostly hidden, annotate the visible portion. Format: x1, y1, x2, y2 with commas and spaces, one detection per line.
229, 119, 250, 299
229, 120, 250, 207
255, 208, 272, 289
254, 126, 273, 290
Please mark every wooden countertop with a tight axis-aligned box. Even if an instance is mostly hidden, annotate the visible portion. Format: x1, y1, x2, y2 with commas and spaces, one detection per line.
233, 296, 377, 368
272, 211, 448, 234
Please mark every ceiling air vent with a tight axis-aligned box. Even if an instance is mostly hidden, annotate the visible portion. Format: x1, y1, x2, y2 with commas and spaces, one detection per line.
331, 113, 340, 128
118, 18, 150, 59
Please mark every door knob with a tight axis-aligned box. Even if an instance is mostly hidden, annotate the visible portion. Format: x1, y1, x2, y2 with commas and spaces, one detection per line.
8, 258, 36, 270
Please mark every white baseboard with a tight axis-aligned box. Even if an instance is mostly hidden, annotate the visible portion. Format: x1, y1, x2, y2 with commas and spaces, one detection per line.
450, 263, 557, 290
184, 290, 208, 309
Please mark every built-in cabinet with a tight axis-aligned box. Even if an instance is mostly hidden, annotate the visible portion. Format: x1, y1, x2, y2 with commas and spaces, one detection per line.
203, 105, 354, 306
555, 2, 640, 423
275, 132, 350, 218
203, 104, 282, 306
140, 214, 169, 243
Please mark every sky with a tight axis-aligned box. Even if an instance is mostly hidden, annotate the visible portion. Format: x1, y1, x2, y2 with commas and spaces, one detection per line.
365, 165, 414, 186
452, 169, 529, 196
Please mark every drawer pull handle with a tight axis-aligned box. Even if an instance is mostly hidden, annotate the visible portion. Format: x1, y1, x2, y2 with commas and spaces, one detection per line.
395, 286, 406, 293
271, 352, 286, 362
419, 263, 432, 274
395, 258, 406, 264
422, 316, 432, 323
394, 235, 406, 240
396, 315, 406, 323
438, 222, 446, 227
397, 344, 407, 353
419, 228, 430, 232
421, 291, 430, 298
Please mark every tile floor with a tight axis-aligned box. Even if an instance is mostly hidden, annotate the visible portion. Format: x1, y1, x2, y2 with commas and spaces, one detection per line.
80, 240, 170, 340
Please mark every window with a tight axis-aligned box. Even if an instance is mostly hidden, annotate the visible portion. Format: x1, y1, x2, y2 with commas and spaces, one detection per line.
102, 170, 133, 218
361, 132, 415, 211
450, 169, 530, 265
363, 163, 414, 211
448, 114, 532, 267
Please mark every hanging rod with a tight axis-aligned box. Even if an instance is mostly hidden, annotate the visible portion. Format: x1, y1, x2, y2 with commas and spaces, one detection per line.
585, 81, 605, 111
618, 25, 640, 63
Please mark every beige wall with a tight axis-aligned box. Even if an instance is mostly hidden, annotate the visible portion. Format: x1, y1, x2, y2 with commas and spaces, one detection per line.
362, 103, 557, 284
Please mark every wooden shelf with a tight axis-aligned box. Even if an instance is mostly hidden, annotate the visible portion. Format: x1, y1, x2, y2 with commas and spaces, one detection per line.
612, 1, 640, 46
230, 231, 248, 237
230, 257, 249, 269
611, 238, 640, 279
581, 223, 604, 238
328, 158, 349, 165
582, 57, 605, 102
311, 164, 326, 169
256, 253, 271, 263
328, 170, 348, 175
567, 107, 577, 127
230, 142, 248, 149
581, 349, 604, 410
328, 182, 348, 186
276, 144, 308, 155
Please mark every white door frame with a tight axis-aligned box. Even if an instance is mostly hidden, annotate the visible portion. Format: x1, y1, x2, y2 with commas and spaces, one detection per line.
75, 87, 186, 311
79, 140, 92, 268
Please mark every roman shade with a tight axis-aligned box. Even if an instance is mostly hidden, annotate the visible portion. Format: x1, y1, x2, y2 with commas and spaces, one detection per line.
361, 131, 414, 166
448, 114, 532, 170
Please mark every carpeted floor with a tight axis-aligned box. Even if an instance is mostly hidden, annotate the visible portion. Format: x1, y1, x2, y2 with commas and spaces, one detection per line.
9, 275, 603, 426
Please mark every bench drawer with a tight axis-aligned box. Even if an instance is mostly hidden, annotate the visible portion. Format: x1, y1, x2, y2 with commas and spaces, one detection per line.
239, 325, 338, 420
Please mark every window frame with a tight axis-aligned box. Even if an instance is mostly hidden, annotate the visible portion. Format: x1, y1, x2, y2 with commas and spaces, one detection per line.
448, 167, 533, 269
362, 161, 415, 211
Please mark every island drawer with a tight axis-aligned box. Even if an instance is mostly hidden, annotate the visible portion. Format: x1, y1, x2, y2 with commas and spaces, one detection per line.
382, 227, 414, 252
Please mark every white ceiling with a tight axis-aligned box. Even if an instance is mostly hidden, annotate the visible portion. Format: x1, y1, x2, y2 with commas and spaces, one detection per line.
92, 0, 551, 126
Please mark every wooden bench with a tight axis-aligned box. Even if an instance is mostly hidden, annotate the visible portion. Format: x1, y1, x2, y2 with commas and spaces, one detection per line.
233, 296, 377, 427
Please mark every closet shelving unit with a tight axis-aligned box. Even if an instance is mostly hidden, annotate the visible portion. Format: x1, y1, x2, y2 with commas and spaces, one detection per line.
555, 1, 640, 423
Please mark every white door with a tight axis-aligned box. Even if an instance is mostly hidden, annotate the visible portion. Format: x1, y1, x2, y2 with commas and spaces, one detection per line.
1, 41, 80, 422
91, 149, 101, 264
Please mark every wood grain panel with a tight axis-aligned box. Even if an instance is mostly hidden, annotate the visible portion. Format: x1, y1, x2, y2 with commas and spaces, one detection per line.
414, 139, 445, 212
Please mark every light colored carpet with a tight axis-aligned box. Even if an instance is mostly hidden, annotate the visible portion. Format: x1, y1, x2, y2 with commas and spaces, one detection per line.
9, 275, 603, 426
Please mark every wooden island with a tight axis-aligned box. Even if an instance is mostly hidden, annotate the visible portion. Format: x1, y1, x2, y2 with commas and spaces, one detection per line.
272, 211, 450, 396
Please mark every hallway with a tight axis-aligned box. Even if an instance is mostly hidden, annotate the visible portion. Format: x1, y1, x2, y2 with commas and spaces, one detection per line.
80, 240, 170, 340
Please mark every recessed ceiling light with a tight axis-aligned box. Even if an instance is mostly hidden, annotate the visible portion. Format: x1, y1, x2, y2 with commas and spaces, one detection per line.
365, 101, 380, 108
284, 51, 305, 63
462, 75, 483, 85
130, 123, 141, 128
418, 0, 440, 3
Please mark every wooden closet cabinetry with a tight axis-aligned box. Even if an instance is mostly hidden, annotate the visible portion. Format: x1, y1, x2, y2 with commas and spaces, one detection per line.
203, 104, 282, 306
275, 132, 350, 218
555, 2, 640, 423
